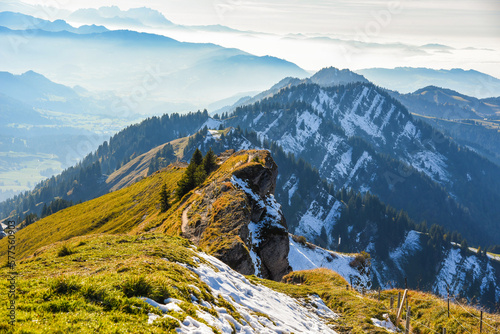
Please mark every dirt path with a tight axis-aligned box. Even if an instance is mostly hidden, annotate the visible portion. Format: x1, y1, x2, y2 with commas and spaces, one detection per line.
181, 204, 190, 234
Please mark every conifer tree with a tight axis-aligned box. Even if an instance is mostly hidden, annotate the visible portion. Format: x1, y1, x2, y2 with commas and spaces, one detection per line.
192, 148, 203, 166
160, 184, 170, 212
176, 149, 203, 200
202, 148, 217, 173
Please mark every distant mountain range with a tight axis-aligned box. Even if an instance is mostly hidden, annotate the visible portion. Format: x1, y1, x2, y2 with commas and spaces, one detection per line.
390, 85, 500, 119
67, 6, 175, 28
356, 67, 500, 98
0, 11, 108, 33
0, 11, 308, 107
0, 70, 78, 108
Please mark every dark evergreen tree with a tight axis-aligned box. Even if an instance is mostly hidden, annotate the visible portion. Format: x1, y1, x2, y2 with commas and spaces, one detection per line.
202, 148, 217, 174
191, 148, 203, 166
176, 149, 205, 200
159, 184, 170, 212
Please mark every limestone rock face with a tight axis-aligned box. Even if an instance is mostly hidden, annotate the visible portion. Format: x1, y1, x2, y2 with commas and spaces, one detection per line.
181, 150, 291, 281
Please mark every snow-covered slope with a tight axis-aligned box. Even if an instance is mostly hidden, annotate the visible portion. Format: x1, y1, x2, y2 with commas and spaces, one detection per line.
144, 251, 339, 333
288, 235, 370, 289
226, 82, 500, 247
434, 247, 500, 303
231, 83, 449, 186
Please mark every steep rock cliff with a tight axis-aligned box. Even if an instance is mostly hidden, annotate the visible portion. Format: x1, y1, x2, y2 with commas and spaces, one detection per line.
181, 150, 291, 281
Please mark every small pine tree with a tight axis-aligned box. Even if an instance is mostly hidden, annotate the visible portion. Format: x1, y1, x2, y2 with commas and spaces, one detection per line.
202, 148, 217, 174
176, 149, 203, 200
191, 148, 203, 166
159, 184, 170, 212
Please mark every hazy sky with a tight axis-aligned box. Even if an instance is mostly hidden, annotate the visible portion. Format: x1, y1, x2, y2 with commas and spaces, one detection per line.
13, 0, 500, 77
21, 0, 498, 41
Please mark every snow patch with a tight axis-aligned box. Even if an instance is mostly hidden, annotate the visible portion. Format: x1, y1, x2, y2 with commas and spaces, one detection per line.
389, 230, 422, 273
200, 118, 223, 130
181, 252, 339, 333
409, 150, 449, 183
208, 129, 221, 139
288, 236, 371, 289
371, 314, 398, 333
252, 111, 264, 125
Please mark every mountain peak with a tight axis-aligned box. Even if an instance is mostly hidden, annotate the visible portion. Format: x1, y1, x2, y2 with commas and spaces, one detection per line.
310, 66, 369, 87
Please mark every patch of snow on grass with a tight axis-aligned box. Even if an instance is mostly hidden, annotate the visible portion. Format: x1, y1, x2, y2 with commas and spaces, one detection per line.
371, 314, 398, 333
187, 252, 339, 333
208, 129, 221, 139
141, 297, 182, 313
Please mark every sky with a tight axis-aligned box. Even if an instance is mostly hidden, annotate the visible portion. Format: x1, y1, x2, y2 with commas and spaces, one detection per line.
6, 0, 500, 77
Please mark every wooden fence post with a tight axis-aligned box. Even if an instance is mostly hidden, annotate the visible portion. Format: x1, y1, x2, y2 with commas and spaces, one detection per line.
390, 296, 394, 309
396, 289, 408, 327
443, 328, 446, 334
398, 291, 401, 309
406, 291, 408, 312
405, 306, 411, 334
447, 298, 450, 318
480, 310, 483, 333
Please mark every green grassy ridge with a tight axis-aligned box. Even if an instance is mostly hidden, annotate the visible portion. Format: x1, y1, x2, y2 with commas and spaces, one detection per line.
0, 167, 184, 263
1, 232, 498, 333
0, 233, 223, 333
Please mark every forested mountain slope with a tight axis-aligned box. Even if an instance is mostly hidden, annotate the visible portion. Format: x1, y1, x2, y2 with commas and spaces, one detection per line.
225, 83, 500, 246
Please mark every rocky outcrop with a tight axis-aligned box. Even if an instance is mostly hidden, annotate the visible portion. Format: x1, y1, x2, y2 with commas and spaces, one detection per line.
181, 150, 291, 281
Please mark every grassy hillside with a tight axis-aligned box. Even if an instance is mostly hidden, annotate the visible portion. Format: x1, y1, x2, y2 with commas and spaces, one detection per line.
0, 166, 184, 262
0, 149, 273, 264
0, 233, 216, 333
1, 232, 498, 333
105, 136, 191, 192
